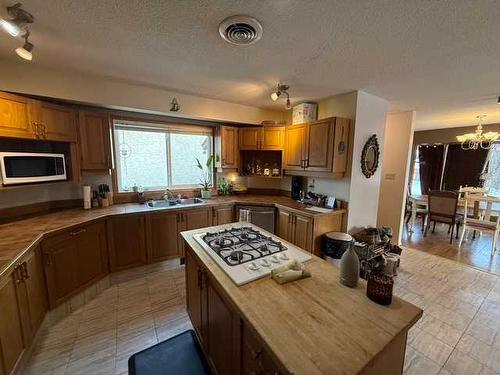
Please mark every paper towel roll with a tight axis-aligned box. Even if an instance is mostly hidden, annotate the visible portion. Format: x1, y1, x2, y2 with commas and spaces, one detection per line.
83, 185, 91, 209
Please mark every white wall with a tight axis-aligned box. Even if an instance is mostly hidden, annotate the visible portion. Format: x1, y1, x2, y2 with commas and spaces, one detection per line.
347, 91, 389, 232
377, 112, 416, 244
0, 59, 285, 125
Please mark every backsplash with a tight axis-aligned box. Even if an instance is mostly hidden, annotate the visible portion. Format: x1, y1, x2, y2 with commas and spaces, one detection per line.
0, 175, 112, 209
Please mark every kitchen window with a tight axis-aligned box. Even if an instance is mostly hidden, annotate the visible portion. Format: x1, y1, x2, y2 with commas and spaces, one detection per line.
113, 120, 213, 192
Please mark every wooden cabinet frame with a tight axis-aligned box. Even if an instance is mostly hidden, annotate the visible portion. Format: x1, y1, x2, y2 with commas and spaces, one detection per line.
284, 117, 350, 178
239, 126, 284, 151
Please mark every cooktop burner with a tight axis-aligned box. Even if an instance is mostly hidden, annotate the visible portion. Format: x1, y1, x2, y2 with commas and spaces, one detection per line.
201, 226, 287, 266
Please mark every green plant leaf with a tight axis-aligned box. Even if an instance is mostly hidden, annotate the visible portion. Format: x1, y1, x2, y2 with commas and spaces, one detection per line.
195, 158, 203, 170
206, 155, 214, 168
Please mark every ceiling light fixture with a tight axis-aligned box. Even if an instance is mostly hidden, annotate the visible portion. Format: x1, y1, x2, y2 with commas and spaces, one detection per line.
270, 83, 292, 109
0, 3, 34, 37
497, 96, 500, 105
15, 31, 33, 61
456, 115, 499, 150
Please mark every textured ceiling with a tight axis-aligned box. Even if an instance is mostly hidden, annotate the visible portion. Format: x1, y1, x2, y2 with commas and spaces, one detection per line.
0, 0, 499, 130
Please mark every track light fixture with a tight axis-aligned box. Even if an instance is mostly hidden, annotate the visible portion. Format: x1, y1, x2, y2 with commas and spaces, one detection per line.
0, 3, 33, 37
15, 31, 33, 61
270, 83, 292, 109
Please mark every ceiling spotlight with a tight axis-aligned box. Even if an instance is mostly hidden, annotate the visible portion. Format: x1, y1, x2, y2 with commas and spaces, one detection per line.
0, 3, 34, 37
15, 31, 33, 61
497, 96, 500, 105
270, 83, 291, 109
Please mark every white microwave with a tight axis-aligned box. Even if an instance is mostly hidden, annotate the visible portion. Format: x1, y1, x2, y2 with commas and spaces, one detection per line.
0, 152, 67, 185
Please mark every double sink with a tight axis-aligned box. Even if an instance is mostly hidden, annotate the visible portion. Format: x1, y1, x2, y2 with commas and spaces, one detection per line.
146, 197, 205, 208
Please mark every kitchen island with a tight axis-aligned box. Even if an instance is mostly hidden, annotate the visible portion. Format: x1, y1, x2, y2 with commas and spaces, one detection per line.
182, 223, 422, 375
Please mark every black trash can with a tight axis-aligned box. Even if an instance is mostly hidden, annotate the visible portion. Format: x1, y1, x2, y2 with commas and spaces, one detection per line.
322, 232, 353, 259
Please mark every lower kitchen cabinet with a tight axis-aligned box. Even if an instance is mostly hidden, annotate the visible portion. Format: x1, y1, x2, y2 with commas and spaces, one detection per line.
276, 208, 343, 255
185, 247, 281, 375
42, 221, 108, 307
146, 211, 181, 262
0, 274, 25, 375
212, 205, 235, 225
14, 246, 48, 346
276, 209, 312, 251
179, 208, 212, 257
108, 215, 146, 272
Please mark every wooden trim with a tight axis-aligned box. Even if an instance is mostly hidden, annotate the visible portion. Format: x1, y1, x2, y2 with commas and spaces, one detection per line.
109, 114, 216, 195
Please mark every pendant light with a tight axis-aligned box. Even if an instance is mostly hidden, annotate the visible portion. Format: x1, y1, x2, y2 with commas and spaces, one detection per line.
15, 31, 33, 61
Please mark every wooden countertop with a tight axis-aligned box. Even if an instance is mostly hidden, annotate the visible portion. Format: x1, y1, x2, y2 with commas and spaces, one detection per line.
0, 195, 345, 280
182, 223, 422, 375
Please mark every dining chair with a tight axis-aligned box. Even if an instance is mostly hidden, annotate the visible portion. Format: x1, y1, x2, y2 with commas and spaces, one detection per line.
459, 195, 500, 256
424, 190, 461, 244
404, 195, 427, 232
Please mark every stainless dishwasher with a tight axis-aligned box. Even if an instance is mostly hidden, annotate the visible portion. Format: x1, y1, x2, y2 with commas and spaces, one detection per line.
235, 205, 276, 233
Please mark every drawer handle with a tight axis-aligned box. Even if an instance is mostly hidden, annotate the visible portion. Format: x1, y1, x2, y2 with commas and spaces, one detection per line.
70, 228, 86, 236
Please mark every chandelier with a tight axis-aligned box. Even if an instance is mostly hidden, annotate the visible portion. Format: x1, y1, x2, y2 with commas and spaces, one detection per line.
456, 115, 499, 150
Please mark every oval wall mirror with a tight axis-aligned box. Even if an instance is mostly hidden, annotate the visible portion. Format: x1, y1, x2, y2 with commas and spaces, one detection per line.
361, 135, 380, 178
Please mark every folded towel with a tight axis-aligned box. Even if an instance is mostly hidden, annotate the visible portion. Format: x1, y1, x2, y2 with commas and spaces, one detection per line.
271, 259, 311, 284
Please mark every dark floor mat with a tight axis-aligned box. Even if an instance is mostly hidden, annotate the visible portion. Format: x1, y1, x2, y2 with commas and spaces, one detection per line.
128, 330, 211, 375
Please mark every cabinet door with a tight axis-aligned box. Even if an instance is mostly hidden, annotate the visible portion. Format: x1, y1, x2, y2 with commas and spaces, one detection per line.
284, 123, 307, 170
221, 126, 238, 169
261, 127, 284, 150
213, 205, 234, 225
183, 208, 212, 231
306, 119, 334, 172
239, 127, 261, 150
77, 222, 108, 286
185, 250, 204, 344
38, 101, 77, 142
207, 281, 240, 375
78, 111, 112, 171
146, 211, 180, 263
24, 247, 48, 338
0, 91, 36, 139
276, 210, 292, 243
332, 117, 350, 175
0, 276, 24, 375
15, 247, 48, 346
107, 215, 147, 272
42, 235, 80, 307
292, 215, 312, 251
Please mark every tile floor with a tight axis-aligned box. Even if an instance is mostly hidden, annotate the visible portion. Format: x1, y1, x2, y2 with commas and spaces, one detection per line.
23, 259, 191, 375
22, 247, 500, 375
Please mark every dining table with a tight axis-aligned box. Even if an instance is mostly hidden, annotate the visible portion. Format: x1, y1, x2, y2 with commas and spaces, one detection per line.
408, 194, 500, 233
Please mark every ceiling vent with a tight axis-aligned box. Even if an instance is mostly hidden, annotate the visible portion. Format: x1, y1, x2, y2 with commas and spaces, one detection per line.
219, 16, 263, 46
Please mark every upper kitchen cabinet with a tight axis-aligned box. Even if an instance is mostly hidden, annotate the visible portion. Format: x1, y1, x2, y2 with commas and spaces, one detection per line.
0, 92, 77, 142
35, 101, 77, 142
0, 91, 37, 139
78, 110, 112, 172
283, 123, 307, 169
284, 117, 350, 178
219, 126, 238, 169
239, 126, 284, 150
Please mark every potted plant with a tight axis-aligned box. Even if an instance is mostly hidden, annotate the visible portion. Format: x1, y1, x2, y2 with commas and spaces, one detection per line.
196, 155, 218, 199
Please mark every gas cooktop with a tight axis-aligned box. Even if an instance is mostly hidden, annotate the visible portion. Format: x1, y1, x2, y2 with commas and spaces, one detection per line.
193, 224, 311, 285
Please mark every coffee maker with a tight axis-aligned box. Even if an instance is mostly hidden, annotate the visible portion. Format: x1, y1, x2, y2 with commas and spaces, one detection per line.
291, 176, 303, 200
